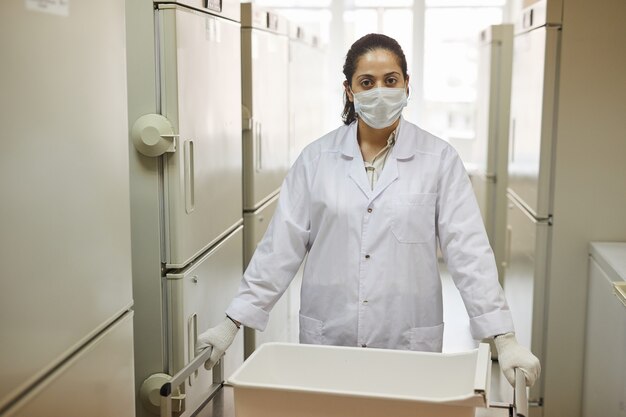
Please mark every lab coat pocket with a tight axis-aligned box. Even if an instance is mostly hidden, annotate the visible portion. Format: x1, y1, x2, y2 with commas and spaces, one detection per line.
409, 323, 444, 352
299, 314, 323, 345
389, 193, 436, 244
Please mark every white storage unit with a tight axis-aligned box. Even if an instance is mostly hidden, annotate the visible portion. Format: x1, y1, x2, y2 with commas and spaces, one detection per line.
287, 24, 329, 165
228, 343, 492, 417
125, 1, 244, 416
6, 315, 135, 417
240, 3, 292, 357
166, 227, 245, 414
241, 3, 290, 212
471, 24, 513, 284
1, 0, 135, 415
582, 242, 626, 417
501, 1, 626, 415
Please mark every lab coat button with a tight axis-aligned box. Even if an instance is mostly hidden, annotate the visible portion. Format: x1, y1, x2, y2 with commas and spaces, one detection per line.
367, 208, 372, 213
363, 300, 368, 304
365, 254, 370, 259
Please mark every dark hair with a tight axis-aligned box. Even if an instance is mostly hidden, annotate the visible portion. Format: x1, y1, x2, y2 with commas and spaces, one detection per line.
341, 33, 409, 125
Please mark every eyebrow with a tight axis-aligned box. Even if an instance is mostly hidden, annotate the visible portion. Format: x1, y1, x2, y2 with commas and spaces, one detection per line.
357, 71, 402, 79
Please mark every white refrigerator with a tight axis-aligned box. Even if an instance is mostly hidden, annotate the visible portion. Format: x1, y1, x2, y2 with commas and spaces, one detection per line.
504, 0, 561, 409
504, 0, 626, 415
125, 1, 244, 416
240, 3, 291, 357
472, 24, 513, 285
288, 25, 329, 165
0, 1, 135, 416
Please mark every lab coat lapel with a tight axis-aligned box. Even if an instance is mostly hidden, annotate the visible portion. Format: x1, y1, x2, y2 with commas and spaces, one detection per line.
369, 157, 398, 202
342, 123, 372, 200
369, 118, 414, 202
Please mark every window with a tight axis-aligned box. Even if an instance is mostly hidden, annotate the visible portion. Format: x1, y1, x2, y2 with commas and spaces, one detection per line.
421, 3, 504, 153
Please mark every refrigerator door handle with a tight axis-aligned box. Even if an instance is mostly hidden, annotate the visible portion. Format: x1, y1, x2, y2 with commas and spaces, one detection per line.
510, 118, 516, 163
513, 368, 529, 417
184, 140, 195, 213
614, 282, 626, 308
159, 346, 222, 417
256, 121, 263, 172
504, 224, 513, 268
188, 312, 198, 385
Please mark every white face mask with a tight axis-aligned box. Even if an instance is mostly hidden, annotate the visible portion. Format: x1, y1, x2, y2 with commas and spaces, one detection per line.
351, 87, 408, 129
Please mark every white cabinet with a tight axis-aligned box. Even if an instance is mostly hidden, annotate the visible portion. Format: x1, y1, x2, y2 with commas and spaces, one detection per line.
166, 227, 245, 414
7, 314, 135, 417
582, 243, 626, 417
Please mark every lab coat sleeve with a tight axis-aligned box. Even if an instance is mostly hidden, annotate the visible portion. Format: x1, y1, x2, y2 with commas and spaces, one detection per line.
225, 153, 312, 331
435, 145, 514, 340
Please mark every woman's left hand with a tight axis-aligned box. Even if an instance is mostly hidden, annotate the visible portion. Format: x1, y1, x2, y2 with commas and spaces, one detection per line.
494, 332, 541, 387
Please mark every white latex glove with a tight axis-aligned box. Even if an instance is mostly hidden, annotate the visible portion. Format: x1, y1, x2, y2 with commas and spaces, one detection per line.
195, 317, 240, 370
494, 332, 541, 387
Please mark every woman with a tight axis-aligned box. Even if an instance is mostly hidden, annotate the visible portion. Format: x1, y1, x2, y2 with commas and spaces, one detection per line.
198, 33, 540, 387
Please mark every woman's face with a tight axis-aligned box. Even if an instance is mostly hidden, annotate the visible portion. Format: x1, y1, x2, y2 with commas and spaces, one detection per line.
346, 48, 408, 100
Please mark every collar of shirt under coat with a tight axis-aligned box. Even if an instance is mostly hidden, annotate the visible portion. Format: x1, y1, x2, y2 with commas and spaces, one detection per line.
340, 117, 417, 161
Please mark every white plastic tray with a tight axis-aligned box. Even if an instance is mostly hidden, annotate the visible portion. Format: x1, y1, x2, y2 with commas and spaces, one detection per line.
227, 342, 492, 417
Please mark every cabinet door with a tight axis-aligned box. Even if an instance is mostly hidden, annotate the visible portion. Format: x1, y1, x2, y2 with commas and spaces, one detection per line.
7, 314, 135, 417
504, 195, 549, 403
158, 6, 243, 268
242, 28, 289, 210
582, 258, 626, 417
507, 26, 559, 219
0, 0, 133, 408
166, 227, 244, 415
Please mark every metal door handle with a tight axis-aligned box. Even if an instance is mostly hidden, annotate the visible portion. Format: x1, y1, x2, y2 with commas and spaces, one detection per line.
614, 282, 626, 308
159, 346, 223, 417
184, 140, 195, 213
513, 368, 529, 417
510, 118, 516, 164
188, 313, 198, 385
256, 121, 263, 172
504, 225, 513, 268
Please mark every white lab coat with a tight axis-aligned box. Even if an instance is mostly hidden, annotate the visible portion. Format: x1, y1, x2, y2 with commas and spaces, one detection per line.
226, 117, 514, 352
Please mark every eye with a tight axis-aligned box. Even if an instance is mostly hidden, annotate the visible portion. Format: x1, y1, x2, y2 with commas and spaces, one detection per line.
359, 79, 373, 88
385, 77, 398, 86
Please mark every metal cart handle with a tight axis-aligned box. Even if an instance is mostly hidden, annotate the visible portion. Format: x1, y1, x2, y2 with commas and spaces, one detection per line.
513, 368, 529, 417
159, 347, 223, 417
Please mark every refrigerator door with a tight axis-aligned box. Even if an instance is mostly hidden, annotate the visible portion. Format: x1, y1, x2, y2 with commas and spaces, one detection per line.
473, 24, 513, 284
289, 36, 325, 164
472, 33, 497, 241
583, 246, 626, 417
0, 0, 133, 409
504, 194, 549, 403
166, 227, 245, 416
507, 26, 559, 219
158, 5, 243, 268
242, 27, 289, 211
5, 313, 135, 417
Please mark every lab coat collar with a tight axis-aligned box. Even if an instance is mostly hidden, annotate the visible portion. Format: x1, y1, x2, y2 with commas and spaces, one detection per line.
342, 119, 406, 202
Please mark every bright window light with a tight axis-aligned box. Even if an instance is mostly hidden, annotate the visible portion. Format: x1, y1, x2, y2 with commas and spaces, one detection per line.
253, 0, 331, 7
354, 0, 414, 6
426, 0, 506, 6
